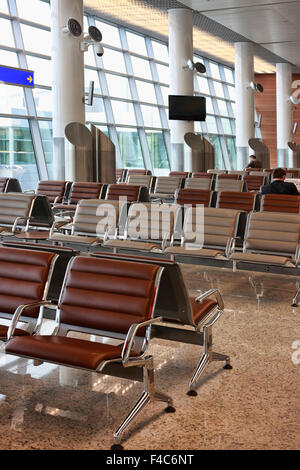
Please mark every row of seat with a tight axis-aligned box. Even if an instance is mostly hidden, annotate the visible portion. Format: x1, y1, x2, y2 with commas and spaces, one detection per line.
0, 245, 229, 448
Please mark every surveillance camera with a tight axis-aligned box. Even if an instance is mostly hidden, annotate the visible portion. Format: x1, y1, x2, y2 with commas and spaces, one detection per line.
95, 43, 104, 57
194, 62, 206, 74
249, 81, 263, 93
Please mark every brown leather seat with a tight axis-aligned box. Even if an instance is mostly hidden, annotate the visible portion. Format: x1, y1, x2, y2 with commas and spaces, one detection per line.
189, 298, 217, 324
127, 169, 148, 177
243, 175, 266, 191
0, 246, 56, 339
116, 169, 126, 183
169, 171, 190, 178
54, 182, 103, 211
217, 191, 256, 212
192, 172, 213, 179
106, 184, 141, 202
176, 189, 212, 207
217, 174, 239, 180
261, 194, 300, 213
37, 181, 68, 204
0, 325, 30, 338
286, 169, 299, 178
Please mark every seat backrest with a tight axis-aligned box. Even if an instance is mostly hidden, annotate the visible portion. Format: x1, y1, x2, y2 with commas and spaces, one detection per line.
37, 180, 68, 204
243, 175, 266, 191
217, 191, 256, 212
214, 179, 244, 192
0, 193, 35, 227
0, 178, 8, 193
126, 202, 181, 241
106, 184, 141, 202
69, 182, 103, 204
244, 211, 300, 255
176, 189, 212, 207
227, 171, 247, 177
207, 169, 226, 174
261, 194, 300, 214
217, 174, 239, 180
73, 199, 122, 237
0, 246, 56, 318
127, 169, 149, 177
116, 169, 126, 183
59, 256, 161, 336
127, 175, 152, 189
154, 177, 182, 195
192, 172, 213, 179
169, 171, 190, 178
286, 169, 299, 179
184, 207, 240, 248
185, 177, 212, 190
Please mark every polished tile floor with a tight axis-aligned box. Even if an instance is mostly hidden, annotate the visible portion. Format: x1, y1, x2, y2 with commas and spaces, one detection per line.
0, 265, 299, 450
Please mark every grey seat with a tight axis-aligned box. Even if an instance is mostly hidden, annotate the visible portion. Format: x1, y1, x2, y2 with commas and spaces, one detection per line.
127, 174, 153, 189
0, 193, 36, 236
185, 177, 212, 190
230, 211, 300, 269
151, 176, 182, 201
214, 178, 245, 192
165, 207, 240, 259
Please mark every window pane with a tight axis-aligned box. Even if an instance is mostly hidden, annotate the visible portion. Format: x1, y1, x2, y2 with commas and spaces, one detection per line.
85, 96, 107, 123
228, 85, 236, 101
0, 0, 8, 13
102, 48, 126, 73
156, 64, 169, 84
152, 41, 168, 62
39, 120, 53, 178
146, 131, 169, 170
221, 118, 233, 135
131, 56, 152, 80
136, 80, 157, 104
217, 99, 229, 116
84, 68, 101, 93
16, 0, 50, 26
224, 68, 234, 84
207, 135, 224, 169
197, 75, 209, 95
34, 88, 52, 118
21, 24, 51, 56
0, 117, 39, 190
141, 105, 161, 128
213, 81, 225, 98
117, 128, 144, 168
127, 31, 147, 56
0, 18, 15, 47
0, 83, 27, 115
27, 56, 52, 86
206, 116, 218, 133
111, 101, 136, 126
160, 86, 169, 106
106, 74, 131, 99
225, 136, 236, 169
95, 20, 121, 48
0, 50, 18, 67
210, 62, 221, 80
206, 97, 214, 114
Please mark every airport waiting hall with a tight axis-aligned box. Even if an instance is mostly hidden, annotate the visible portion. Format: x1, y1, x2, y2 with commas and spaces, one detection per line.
0, 0, 300, 454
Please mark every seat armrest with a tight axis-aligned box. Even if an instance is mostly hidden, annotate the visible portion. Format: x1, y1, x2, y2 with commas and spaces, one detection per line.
7, 300, 54, 340
12, 216, 31, 233
23, 190, 35, 194
195, 288, 224, 310
50, 220, 73, 238
121, 317, 163, 365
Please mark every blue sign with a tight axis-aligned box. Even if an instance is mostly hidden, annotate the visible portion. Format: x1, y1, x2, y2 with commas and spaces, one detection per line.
0, 65, 34, 88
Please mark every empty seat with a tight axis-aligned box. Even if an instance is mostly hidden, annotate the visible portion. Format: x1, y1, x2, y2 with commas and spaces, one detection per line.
50, 199, 123, 247
261, 194, 300, 213
217, 191, 257, 212
53, 182, 104, 212
169, 171, 190, 178
192, 172, 214, 179
214, 179, 244, 192
152, 176, 182, 200
217, 174, 239, 180
175, 189, 212, 207
5, 256, 174, 448
0, 193, 36, 235
125, 169, 151, 182
185, 177, 213, 190
207, 169, 226, 174
106, 184, 148, 202
243, 174, 266, 191
230, 211, 300, 268
116, 169, 127, 183
227, 171, 247, 177
36, 180, 70, 204
0, 177, 22, 193
165, 207, 240, 259
0, 246, 56, 340
286, 169, 299, 178
127, 174, 153, 189
104, 202, 181, 252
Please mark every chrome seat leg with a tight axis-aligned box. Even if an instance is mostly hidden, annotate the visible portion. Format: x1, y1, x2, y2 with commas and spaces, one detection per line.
292, 285, 300, 307
188, 353, 209, 396
212, 351, 232, 369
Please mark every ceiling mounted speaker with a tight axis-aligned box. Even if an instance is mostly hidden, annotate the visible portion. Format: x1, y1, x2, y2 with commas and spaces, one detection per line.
184, 60, 206, 74
249, 81, 263, 93
88, 26, 102, 42
290, 95, 300, 105
66, 18, 82, 37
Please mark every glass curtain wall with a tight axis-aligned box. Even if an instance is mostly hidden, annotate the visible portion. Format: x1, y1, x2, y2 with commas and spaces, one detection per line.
0, 0, 238, 190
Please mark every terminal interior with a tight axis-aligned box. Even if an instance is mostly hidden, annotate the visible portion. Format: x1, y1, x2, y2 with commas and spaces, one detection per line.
0, 0, 300, 451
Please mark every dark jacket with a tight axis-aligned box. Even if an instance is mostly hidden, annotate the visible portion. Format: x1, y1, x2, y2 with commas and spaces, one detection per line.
246, 160, 262, 169
261, 180, 300, 195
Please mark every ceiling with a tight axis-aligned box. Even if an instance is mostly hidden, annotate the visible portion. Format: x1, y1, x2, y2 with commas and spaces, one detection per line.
180, 0, 300, 70
83, 0, 300, 73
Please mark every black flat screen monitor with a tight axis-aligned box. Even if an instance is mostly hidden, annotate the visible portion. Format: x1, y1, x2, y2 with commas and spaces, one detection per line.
168, 95, 206, 121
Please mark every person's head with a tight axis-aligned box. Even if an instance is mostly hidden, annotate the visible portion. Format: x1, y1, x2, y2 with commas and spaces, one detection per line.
273, 168, 286, 181
249, 155, 256, 162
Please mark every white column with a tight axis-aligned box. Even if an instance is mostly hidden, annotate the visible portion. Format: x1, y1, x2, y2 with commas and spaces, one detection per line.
276, 63, 293, 168
235, 42, 255, 170
168, 9, 194, 171
51, 0, 85, 180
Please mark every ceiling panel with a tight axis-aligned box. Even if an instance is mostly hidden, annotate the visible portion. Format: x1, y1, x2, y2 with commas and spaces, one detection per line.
263, 41, 300, 67
179, 0, 300, 11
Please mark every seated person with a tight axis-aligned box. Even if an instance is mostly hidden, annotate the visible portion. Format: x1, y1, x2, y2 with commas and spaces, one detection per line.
245, 155, 262, 169
261, 168, 299, 195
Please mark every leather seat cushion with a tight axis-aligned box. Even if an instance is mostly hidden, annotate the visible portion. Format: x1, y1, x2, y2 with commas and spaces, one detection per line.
53, 204, 77, 211
165, 246, 224, 258
0, 325, 30, 340
104, 240, 158, 251
190, 298, 218, 324
6, 335, 126, 370
230, 252, 294, 266
50, 233, 99, 245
